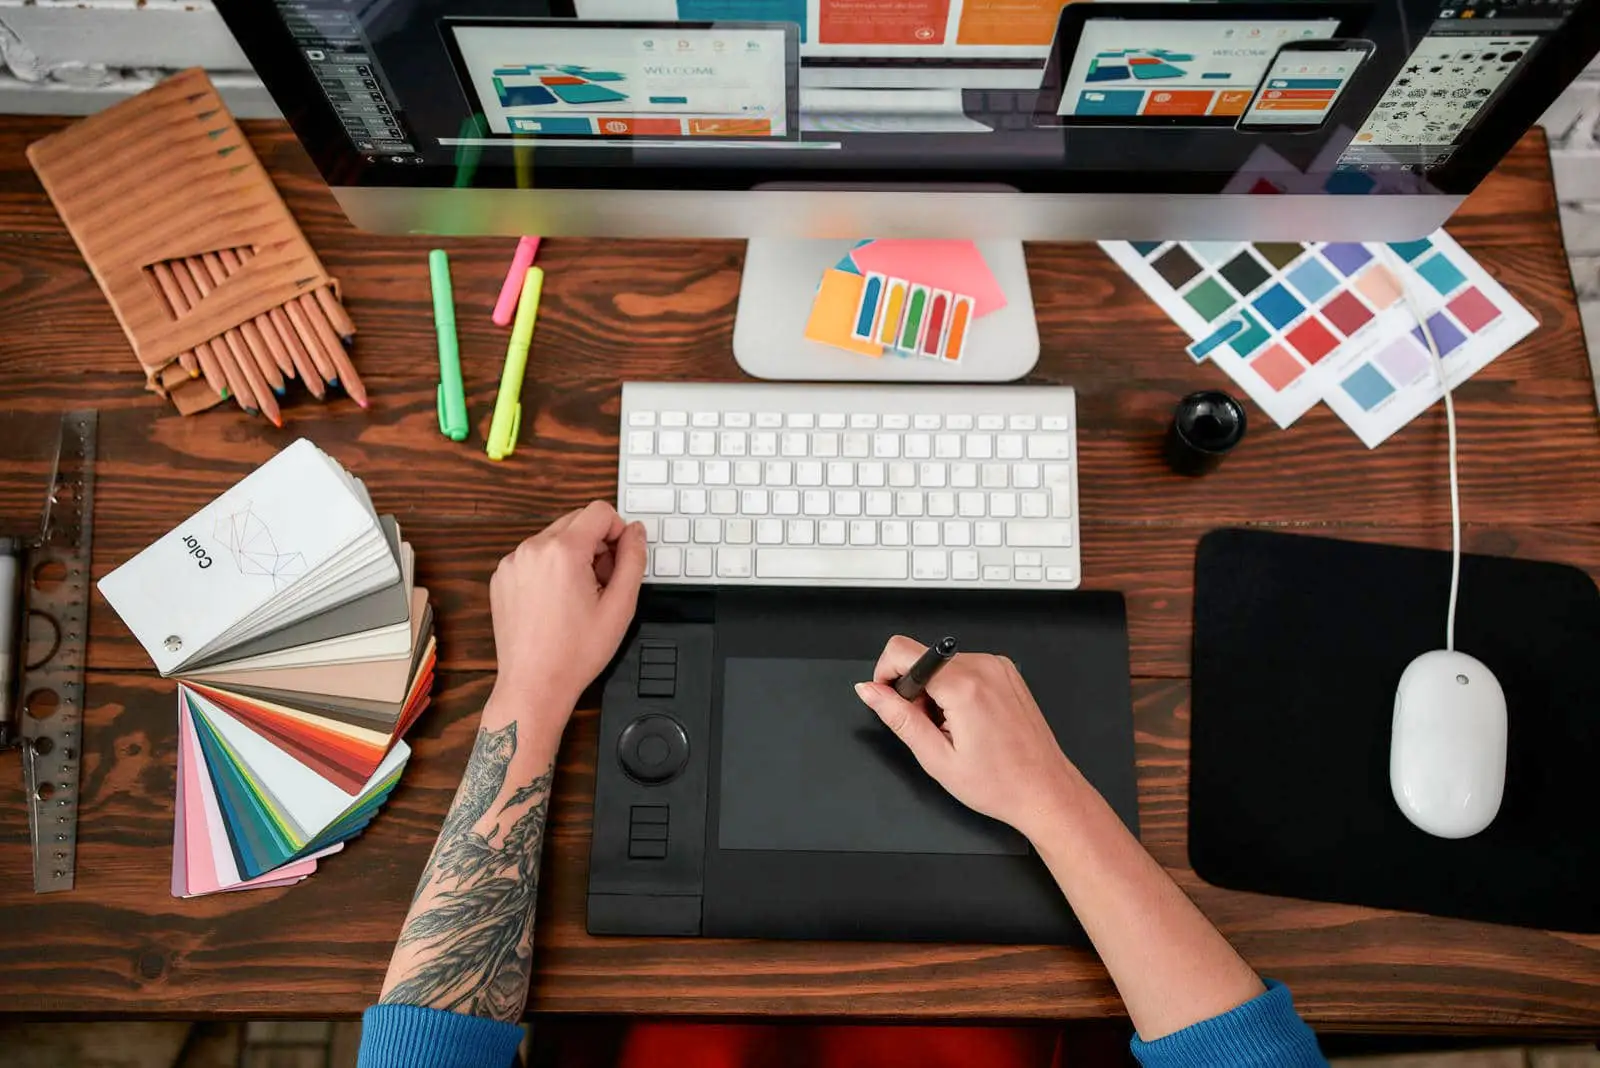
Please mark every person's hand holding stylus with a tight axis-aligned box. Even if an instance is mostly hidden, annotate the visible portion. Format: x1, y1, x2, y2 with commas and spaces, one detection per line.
855, 634, 1084, 840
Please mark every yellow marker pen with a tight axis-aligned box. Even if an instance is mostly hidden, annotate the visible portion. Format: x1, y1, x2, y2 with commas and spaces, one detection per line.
486, 267, 543, 461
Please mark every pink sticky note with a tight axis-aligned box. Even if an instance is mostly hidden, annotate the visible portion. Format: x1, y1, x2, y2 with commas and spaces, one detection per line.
848, 241, 1007, 318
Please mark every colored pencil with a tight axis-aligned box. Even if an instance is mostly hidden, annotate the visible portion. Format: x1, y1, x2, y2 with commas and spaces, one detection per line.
266, 305, 325, 399
167, 259, 252, 412
199, 252, 285, 397
313, 285, 357, 344
150, 261, 222, 393
218, 248, 295, 377
283, 298, 338, 384
299, 294, 367, 408
179, 257, 277, 423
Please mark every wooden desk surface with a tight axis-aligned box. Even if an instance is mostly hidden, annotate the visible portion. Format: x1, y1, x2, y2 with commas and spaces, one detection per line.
0, 118, 1597, 1034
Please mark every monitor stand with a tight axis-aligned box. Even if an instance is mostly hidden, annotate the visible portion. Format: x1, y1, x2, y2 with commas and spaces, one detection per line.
731, 240, 1040, 382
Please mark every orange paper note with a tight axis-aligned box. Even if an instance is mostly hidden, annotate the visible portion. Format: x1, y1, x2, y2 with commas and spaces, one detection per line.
805, 269, 884, 357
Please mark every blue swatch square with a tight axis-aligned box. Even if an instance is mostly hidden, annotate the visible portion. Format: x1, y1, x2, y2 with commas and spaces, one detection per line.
1321, 243, 1372, 276
1189, 241, 1239, 265
1287, 258, 1338, 303
1342, 363, 1396, 411
1324, 170, 1377, 195
1415, 252, 1468, 296
1389, 238, 1434, 262
1252, 283, 1305, 330
1412, 311, 1468, 356
1227, 309, 1272, 358
1132, 241, 1164, 256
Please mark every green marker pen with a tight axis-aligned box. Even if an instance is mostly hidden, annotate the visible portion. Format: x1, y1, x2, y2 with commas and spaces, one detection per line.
430, 250, 469, 441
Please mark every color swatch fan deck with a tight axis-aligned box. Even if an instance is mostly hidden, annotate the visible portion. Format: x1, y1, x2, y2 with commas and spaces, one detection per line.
97, 440, 434, 895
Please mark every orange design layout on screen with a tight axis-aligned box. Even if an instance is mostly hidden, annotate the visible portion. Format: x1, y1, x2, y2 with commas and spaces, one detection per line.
689, 118, 773, 135
596, 117, 684, 136
1209, 90, 1252, 116
956, 0, 1070, 46
820, 0, 951, 45
1141, 90, 1215, 116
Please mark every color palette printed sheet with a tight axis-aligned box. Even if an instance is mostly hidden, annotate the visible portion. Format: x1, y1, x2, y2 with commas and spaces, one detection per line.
1102, 231, 1536, 447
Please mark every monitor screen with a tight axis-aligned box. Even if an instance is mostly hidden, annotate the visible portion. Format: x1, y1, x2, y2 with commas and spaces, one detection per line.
225, 0, 1598, 198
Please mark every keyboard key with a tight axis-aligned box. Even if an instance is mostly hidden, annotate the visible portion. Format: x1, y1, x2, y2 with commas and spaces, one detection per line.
662, 517, 690, 543
1044, 464, 1073, 517
725, 411, 752, 428
813, 432, 839, 457
982, 463, 1008, 488
757, 548, 907, 580
990, 493, 1017, 518
788, 412, 815, 428
818, 413, 845, 429
850, 520, 877, 545
873, 433, 901, 458
653, 547, 683, 576
781, 433, 809, 457
851, 413, 879, 429
1028, 435, 1072, 460
1010, 414, 1037, 430
997, 434, 1024, 460
1042, 414, 1071, 430
966, 434, 993, 460
694, 518, 722, 543
904, 434, 932, 459
983, 564, 1010, 582
978, 414, 1005, 430
828, 461, 854, 487
658, 430, 686, 456
889, 462, 917, 488
741, 489, 769, 514
639, 517, 660, 541
865, 491, 893, 516
951, 463, 978, 488
704, 460, 731, 485
835, 490, 862, 516
1015, 565, 1043, 581
717, 546, 753, 578
788, 519, 815, 545
947, 413, 973, 430
689, 430, 717, 456
882, 520, 909, 546
1015, 551, 1042, 567
757, 519, 784, 544
896, 491, 924, 516
804, 490, 831, 516
975, 521, 1003, 546
726, 518, 753, 544
660, 410, 688, 427
944, 520, 971, 546
1007, 522, 1074, 547
756, 411, 783, 428
914, 413, 941, 430
797, 461, 824, 487
858, 462, 885, 487
952, 550, 980, 580
819, 519, 847, 545
912, 520, 940, 546
765, 461, 793, 486
628, 460, 669, 484
843, 433, 871, 458
958, 492, 985, 518
629, 410, 657, 427
912, 549, 948, 580
920, 462, 947, 488
685, 547, 713, 578
1047, 566, 1075, 583
885, 414, 912, 429
773, 490, 800, 515
935, 434, 962, 459
1021, 493, 1048, 518
626, 488, 675, 513
749, 432, 777, 457
928, 492, 956, 517
672, 459, 700, 484
628, 431, 655, 455
1013, 464, 1041, 489
710, 489, 738, 515
679, 489, 708, 515
693, 411, 719, 427
735, 461, 762, 486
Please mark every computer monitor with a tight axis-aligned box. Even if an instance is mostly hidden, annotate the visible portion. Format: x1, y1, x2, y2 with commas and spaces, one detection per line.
216, 0, 1598, 379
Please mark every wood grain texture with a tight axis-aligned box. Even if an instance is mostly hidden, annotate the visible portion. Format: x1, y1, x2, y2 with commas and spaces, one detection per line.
0, 118, 1598, 1032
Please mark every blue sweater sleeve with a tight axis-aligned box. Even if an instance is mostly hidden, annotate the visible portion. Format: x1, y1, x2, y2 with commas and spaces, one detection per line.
357, 1003, 525, 1068
1130, 980, 1327, 1068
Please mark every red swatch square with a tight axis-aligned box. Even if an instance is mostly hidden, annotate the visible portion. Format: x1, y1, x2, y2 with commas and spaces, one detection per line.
1249, 178, 1284, 195
1448, 286, 1502, 332
1250, 343, 1304, 390
1286, 316, 1339, 364
1320, 290, 1373, 337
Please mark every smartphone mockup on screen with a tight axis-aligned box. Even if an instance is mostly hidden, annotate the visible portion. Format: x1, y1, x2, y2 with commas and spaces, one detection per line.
1237, 38, 1374, 131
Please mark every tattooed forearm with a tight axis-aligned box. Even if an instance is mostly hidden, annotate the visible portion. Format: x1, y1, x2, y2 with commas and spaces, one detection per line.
379, 721, 555, 1022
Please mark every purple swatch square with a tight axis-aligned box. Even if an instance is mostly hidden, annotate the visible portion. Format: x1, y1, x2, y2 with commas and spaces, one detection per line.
1374, 336, 1431, 384
1412, 311, 1467, 357
1321, 243, 1373, 277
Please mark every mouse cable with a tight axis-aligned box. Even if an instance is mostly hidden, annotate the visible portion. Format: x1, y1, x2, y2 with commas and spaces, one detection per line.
1395, 254, 1460, 653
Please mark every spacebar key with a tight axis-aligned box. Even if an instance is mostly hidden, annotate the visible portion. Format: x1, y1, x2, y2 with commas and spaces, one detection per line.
756, 548, 909, 580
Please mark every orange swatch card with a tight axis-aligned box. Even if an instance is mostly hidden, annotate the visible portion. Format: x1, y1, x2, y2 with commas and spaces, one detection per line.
805, 269, 884, 357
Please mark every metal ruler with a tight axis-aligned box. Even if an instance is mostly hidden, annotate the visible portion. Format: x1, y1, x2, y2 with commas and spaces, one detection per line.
8, 411, 97, 893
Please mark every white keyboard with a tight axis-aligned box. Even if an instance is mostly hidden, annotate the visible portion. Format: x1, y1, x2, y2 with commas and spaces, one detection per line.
618, 382, 1080, 589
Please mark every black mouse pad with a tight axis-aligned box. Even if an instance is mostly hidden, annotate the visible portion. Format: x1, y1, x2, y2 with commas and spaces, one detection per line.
1190, 528, 1600, 932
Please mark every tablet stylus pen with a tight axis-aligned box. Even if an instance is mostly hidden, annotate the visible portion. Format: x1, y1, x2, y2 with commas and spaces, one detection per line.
894, 636, 958, 702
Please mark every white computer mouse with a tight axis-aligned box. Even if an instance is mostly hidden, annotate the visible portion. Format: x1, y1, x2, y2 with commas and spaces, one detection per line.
1390, 649, 1507, 839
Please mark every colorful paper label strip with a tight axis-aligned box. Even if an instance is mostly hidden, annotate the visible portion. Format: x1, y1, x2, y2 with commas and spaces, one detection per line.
852, 271, 974, 363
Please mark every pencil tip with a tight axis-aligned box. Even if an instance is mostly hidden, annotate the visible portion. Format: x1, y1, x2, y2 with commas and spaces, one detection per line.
245, 407, 259, 415
220, 389, 230, 400
329, 378, 341, 387
273, 386, 286, 397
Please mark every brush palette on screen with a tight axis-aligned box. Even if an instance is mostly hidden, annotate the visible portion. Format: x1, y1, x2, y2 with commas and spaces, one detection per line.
97, 440, 433, 895
1103, 230, 1535, 447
